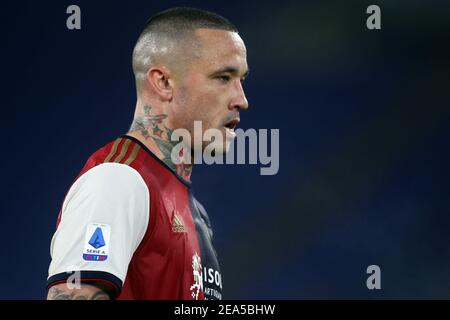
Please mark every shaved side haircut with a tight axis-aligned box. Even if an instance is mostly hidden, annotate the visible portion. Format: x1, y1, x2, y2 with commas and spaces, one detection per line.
132, 7, 238, 93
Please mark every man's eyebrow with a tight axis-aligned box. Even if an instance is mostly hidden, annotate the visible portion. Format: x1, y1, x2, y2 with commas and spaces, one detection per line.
210, 66, 250, 78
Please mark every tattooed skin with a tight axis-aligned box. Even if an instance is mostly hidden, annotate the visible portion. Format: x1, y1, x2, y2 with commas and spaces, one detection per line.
129, 105, 193, 181
130, 105, 168, 139
47, 285, 110, 300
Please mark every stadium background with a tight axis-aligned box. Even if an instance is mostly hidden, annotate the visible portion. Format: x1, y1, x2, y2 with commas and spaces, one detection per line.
1, 0, 450, 299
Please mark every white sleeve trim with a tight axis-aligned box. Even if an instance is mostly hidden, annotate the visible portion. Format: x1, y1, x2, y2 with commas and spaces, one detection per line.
48, 162, 150, 283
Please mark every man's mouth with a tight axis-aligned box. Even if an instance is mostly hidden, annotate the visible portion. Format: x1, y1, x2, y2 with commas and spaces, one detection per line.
224, 118, 240, 131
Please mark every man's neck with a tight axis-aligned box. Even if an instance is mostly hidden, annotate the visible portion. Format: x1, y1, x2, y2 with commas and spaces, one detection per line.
127, 104, 193, 182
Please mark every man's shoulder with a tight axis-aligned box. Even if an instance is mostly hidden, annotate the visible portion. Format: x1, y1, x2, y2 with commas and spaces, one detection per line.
67, 136, 148, 193
87, 136, 140, 165
72, 162, 149, 196
79, 136, 147, 176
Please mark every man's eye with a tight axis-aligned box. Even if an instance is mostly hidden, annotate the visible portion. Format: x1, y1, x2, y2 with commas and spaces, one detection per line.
217, 75, 231, 82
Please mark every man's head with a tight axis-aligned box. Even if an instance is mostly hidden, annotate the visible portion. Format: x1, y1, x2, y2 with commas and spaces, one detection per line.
132, 7, 249, 153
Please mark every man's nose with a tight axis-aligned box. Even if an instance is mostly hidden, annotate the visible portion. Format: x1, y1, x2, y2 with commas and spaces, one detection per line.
229, 80, 249, 111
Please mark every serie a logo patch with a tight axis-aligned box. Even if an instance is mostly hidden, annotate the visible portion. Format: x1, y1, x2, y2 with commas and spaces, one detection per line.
82, 223, 111, 261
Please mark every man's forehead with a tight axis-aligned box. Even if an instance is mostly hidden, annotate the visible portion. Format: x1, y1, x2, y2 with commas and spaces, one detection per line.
193, 28, 247, 71
194, 28, 246, 54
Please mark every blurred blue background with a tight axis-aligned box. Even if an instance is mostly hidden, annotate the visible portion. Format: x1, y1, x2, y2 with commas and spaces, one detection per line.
1, 0, 450, 299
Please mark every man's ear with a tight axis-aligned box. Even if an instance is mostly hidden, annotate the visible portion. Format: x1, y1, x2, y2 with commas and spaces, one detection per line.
145, 66, 173, 101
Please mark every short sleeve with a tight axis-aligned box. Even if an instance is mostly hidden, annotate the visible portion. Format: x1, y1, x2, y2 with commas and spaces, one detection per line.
47, 162, 150, 298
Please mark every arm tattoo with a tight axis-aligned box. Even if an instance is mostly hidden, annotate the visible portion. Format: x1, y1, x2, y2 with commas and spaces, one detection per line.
47, 286, 110, 300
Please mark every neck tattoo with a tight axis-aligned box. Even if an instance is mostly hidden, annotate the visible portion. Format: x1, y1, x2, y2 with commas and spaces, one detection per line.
129, 105, 193, 182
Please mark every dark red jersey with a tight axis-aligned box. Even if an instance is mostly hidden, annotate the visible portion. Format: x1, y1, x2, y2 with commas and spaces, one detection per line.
47, 135, 223, 300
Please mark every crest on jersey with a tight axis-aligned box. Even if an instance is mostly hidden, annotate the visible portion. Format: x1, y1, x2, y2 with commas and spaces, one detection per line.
189, 252, 203, 300
83, 223, 111, 261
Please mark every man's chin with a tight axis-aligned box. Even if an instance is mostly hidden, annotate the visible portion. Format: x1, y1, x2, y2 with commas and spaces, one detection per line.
208, 141, 227, 153
201, 140, 230, 157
